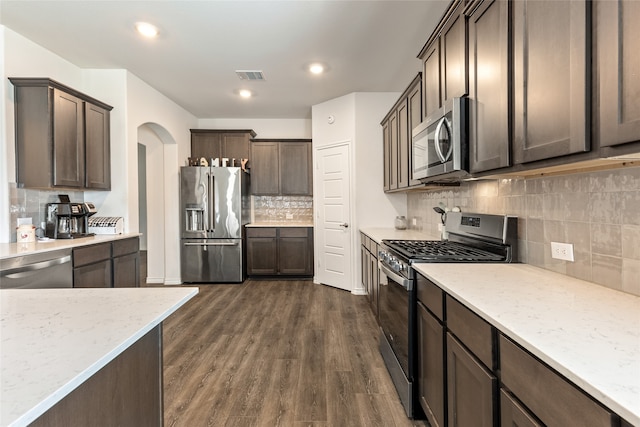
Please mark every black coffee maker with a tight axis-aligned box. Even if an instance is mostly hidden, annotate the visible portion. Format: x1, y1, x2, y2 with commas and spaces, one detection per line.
45, 195, 98, 239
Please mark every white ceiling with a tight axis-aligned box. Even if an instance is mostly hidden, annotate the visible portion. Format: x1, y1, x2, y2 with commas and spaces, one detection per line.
1, 0, 450, 119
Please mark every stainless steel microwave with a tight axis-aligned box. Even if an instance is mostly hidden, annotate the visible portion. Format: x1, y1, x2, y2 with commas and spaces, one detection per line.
411, 97, 469, 183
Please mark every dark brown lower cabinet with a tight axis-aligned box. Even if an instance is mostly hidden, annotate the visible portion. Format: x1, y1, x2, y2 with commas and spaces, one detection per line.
368, 244, 379, 318
30, 325, 162, 427
73, 238, 140, 287
113, 253, 139, 288
246, 230, 278, 275
417, 302, 445, 427
246, 227, 313, 277
447, 333, 497, 427
279, 229, 312, 275
499, 335, 616, 427
360, 233, 380, 318
500, 389, 542, 427
73, 259, 112, 288
73, 243, 112, 288
113, 237, 140, 287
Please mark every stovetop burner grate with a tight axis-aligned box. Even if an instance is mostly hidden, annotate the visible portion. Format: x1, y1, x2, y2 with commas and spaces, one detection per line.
383, 239, 505, 262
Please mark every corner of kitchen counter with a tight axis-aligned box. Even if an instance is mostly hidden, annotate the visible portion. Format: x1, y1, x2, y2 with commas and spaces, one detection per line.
359, 227, 439, 244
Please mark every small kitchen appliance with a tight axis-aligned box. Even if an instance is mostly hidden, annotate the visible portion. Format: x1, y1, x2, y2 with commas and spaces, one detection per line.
412, 97, 469, 183
377, 211, 517, 418
45, 195, 97, 239
88, 217, 124, 235
180, 166, 250, 283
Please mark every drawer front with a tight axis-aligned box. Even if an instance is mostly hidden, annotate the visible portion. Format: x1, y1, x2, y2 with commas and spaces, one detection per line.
112, 237, 139, 257
73, 243, 111, 267
279, 227, 309, 238
416, 273, 444, 321
500, 389, 542, 427
499, 335, 615, 427
446, 295, 494, 370
370, 241, 378, 259
246, 227, 277, 238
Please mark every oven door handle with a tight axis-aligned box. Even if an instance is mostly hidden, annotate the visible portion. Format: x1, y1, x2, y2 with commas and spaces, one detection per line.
379, 263, 412, 291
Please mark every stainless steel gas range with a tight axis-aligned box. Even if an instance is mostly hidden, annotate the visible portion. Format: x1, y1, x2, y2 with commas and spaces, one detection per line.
377, 211, 518, 419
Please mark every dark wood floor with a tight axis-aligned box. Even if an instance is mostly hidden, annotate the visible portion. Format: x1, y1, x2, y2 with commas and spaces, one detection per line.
159, 279, 429, 427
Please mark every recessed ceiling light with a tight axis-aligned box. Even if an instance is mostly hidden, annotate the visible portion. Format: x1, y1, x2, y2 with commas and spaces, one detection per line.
135, 22, 159, 38
309, 63, 325, 74
239, 89, 252, 98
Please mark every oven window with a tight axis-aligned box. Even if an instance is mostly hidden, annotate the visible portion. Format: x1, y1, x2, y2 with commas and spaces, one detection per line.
379, 275, 410, 376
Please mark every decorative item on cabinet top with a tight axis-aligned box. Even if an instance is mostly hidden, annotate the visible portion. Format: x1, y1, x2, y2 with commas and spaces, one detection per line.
186, 157, 250, 171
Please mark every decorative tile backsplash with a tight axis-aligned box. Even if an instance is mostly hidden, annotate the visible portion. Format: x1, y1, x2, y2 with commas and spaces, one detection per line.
407, 166, 640, 296
252, 195, 313, 223
9, 184, 84, 240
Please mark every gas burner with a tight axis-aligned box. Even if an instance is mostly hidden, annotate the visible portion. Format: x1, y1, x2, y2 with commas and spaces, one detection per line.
383, 240, 505, 262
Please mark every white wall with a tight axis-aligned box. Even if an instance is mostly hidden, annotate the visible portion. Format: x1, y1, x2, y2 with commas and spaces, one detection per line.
354, 93, 407, 228
197, 118, 311, 139
1, 26, 197, 284
312, 92, 405, 293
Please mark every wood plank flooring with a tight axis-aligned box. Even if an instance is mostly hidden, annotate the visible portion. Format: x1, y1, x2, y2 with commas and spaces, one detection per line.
160, 279, 428, 427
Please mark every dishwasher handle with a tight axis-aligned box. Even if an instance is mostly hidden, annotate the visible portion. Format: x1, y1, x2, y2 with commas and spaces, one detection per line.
0, 255, 72, 278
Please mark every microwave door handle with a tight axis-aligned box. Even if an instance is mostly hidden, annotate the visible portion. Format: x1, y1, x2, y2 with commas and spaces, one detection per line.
433, 117, 450, 163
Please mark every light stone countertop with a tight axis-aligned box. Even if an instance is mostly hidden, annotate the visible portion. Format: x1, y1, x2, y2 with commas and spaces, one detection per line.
360, 227, 440, 244
413, 263, 640, 426
0, 287, 198, 427
0, 233, 142, 260
246, 222, 313, 227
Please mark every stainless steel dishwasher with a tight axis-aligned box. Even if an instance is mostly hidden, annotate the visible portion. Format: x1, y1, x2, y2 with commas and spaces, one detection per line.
0, 249, 73, 289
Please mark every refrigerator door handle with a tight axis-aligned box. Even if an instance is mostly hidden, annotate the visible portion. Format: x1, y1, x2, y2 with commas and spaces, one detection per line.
208, 172, 215, 233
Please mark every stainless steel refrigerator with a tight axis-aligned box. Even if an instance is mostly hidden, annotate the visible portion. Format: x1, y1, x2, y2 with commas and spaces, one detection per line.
180, 166, 250, 283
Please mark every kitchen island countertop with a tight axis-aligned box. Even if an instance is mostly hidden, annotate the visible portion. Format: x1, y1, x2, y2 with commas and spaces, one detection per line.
0, 286, 198, 427
413, 262, 640, 426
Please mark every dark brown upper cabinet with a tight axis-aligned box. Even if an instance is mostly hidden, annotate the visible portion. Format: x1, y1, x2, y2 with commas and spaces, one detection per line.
84, 101, 111, 189
382, 121, 391, 192
419, 0, 468, 121
10, 78, 113, 190
512, 0, 591, 164
381, 74, 423, 193
250, 139, 312, 196
466, 0, 511, 173
596, 0, 640, 148
190, 129, 256, 163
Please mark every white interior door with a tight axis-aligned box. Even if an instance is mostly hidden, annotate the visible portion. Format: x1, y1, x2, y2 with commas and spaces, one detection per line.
314, 143, 352, 291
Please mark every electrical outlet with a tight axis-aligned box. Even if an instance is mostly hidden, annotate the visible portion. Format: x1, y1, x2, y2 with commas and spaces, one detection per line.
551, 242, 574, 261
285, 213, 294, 220
412, 218, 417, 226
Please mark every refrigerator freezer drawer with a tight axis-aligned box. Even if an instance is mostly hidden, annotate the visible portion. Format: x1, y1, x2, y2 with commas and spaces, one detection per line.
181, 239, 244, 283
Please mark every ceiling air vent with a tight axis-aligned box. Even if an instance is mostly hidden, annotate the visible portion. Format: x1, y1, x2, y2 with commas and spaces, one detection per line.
235, 70, 265, 81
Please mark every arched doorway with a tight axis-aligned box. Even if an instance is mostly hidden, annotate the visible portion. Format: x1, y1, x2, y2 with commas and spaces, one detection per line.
137, 123, 175, 284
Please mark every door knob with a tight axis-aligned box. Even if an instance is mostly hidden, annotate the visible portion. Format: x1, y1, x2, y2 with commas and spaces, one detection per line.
339, 223, 349, 228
